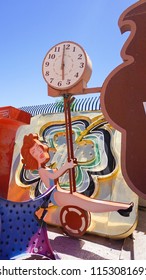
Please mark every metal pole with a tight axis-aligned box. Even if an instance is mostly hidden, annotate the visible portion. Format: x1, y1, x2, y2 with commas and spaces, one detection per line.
63, 95, 76, 193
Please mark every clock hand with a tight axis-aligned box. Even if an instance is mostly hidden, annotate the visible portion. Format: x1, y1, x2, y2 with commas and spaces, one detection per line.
61, 45, 65, 80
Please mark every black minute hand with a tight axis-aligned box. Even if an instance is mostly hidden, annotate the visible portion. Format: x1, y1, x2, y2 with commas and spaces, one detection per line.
61, 45, 65, 80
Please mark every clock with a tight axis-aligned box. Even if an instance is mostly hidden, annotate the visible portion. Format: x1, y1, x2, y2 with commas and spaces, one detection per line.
42, 41, 92, 95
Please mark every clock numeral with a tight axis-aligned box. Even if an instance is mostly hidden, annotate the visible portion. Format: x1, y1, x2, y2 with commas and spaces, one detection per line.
45, 71, 49, 76
48, 54, 55, 59
54, 47, 60, 52
78, 54, 82, 60
73, 47, 76, 52
66, 79, 71, 85
74, 72, 79, 78
64, 44, 70, 50
45, 62, 49, 67
50, 78, 54, 83
58, 81, 62, 86
79, 62, 84, 68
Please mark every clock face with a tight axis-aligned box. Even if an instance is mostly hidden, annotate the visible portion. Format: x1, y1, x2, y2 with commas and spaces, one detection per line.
42, 41, 87, 90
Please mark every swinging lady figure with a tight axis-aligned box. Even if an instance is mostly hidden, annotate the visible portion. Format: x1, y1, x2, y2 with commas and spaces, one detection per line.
21, 133, 134, 237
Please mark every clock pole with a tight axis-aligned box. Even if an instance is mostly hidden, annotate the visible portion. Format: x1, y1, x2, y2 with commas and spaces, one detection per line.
42, 41, 102, 194
63, 94, 77, 193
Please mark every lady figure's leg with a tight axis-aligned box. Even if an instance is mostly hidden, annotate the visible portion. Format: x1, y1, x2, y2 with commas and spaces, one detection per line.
54, 188, 133, 214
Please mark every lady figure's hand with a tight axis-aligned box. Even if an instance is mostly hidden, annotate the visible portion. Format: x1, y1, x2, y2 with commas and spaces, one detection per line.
66, 159, 77, 169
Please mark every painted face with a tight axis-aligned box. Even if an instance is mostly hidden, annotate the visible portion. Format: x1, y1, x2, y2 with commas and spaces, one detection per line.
29, 141, 49, 164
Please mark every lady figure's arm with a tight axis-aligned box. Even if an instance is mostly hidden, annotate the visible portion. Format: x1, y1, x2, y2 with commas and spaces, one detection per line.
38, 159, 76, 188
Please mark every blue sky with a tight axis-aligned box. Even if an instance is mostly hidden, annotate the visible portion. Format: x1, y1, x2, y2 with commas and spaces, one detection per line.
0, 0, 137, 108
